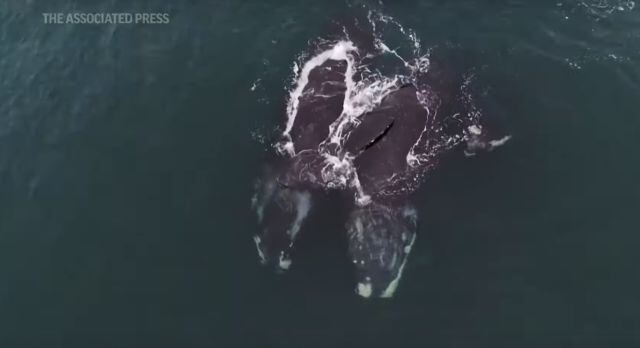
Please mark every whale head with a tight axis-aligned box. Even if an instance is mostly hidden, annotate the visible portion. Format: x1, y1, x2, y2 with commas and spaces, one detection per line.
251, 167, 313, 272
346, 203, 418, 298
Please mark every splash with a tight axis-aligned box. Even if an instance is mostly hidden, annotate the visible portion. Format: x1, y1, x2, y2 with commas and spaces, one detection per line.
278, 41, 358, 156
271, 11, 497, 204
251, 11, 510, 297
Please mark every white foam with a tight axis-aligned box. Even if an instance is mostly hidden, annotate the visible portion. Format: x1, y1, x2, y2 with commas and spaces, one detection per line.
468, 125, 483, 135
278, 14, 435, 203
275, 12, 503, 208
319, 152, 371, 206
280, 41, 358, 156
326, 76, 399, 147
374, 39, 411, 69
406, 121, 430, 167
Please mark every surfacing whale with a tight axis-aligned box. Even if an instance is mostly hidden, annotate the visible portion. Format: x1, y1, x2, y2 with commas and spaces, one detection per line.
251, 16, 510, 298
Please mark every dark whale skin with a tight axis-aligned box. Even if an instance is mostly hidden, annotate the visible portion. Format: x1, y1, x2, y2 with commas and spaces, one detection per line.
252, 46, 508, 297
289, 60, 347, 152
345, 86, 429, 200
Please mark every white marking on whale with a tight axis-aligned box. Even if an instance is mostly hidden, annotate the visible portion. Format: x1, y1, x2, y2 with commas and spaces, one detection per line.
357, 278, 373, 298
381, 232, 416, 298
253, 11, 511, 298
278, 251, 292, 270
287, 190, 312, 241
253, 235, 266, 265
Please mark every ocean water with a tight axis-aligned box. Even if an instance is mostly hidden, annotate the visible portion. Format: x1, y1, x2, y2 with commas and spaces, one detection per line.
1, 0, 640, 347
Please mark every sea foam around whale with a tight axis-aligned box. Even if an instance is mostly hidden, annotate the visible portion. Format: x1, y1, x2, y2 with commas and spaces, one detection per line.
252, 11, 511, 297
275, 11, 496, 205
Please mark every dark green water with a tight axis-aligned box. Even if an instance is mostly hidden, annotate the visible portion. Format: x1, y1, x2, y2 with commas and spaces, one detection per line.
1, 0, 640, 346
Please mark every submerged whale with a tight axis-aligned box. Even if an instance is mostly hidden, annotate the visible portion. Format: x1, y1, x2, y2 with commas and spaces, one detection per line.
251, 27, 509, 297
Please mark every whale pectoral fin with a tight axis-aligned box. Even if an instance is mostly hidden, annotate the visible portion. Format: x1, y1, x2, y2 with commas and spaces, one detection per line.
464, 124, 512, 157
346, 203, 417, 298
251, 168, 314, 272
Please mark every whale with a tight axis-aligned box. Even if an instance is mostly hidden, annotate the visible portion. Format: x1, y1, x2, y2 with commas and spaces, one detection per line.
251, 33, 510, 297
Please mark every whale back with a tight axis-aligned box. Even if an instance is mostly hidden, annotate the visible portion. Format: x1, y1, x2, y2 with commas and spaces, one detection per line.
289, 59, 347, 152
346, 86, 429, 197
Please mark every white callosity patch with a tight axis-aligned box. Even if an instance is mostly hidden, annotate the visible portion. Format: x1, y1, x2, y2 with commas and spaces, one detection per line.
357, 280, 373, 298
278, 251, 292, 271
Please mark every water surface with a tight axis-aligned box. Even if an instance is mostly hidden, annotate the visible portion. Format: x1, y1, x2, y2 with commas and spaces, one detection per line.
1, 0, 639, 346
